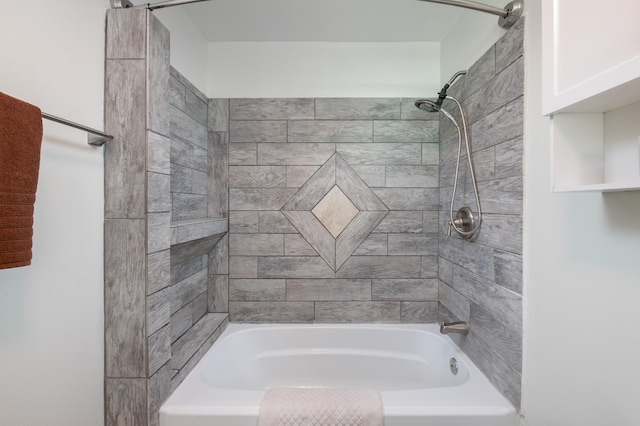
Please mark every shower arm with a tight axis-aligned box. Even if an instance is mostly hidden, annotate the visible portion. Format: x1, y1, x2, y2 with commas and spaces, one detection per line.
415, 0, 523, 28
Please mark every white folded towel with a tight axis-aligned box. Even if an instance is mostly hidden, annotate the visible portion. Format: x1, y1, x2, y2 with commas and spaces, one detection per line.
258, 387, 384, 426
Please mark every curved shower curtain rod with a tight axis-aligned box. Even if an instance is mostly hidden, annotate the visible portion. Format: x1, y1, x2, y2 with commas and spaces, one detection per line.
111, 0, 524, 28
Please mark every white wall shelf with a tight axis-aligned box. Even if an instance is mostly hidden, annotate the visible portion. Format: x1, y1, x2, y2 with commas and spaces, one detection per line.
543, 0, 640, 192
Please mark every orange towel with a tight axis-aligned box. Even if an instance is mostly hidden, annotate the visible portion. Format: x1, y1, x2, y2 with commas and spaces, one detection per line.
0, 92, 43, 269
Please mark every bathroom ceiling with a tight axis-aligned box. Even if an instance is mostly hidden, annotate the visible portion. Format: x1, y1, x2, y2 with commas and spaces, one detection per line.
181, 0, 464, 42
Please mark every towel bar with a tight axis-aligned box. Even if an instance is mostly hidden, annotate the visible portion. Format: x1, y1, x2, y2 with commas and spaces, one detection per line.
42, 112, 113, 147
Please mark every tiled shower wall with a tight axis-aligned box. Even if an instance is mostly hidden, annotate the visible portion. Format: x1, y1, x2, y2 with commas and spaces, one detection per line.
438, 18, 524, 408
227, 99, 442, 322
104, 11, 228, 426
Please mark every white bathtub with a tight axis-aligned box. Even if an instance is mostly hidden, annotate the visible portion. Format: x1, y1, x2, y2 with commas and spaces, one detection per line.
160, 323, 517, 426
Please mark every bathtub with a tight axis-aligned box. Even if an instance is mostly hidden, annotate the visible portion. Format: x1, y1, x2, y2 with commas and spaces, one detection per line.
159, 323, 517, 426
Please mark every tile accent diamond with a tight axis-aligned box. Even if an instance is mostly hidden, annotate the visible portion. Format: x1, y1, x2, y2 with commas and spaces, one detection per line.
282, 153, 388, 272
312, 186, 359, 238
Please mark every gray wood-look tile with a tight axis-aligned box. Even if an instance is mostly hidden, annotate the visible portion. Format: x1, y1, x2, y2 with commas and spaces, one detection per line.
170, 164, 192, 194
148, 325, 171, 376
471, 97, 523, 152
258, 143, 336, 166
422, 211, 439, 234
337, 256, 421, 279
422, 143, 439, 166
468, 147, 496, 183
230, 121, 287, 143
105, 59, 147, 219
373, 120, 438, 143
494, 250, 523, 295
169, 76, 185, 110
170, 269, 208, 313
229, 211, 259, 233
259, 211, 298, 234
476, 177, 523, 216
229, 279, 286, 301
336, 211, 387, 269
336, 155, 388, 211
316, 98, 401, 120
185, 91, 208, 127
147, 249, 170, 295
315, 301, 401, 323
421, 256, 439, 279
496, 16, 524, 73
171, 105, 208, 149
439, 235, 496, 282
208, 98, 229, 132
106, 378, 147, 426
229, 188, 297, 211
373, 188, 439, 211
285, 279, 372, 301
352, 234, 387, 256
284, 234, 318, 256
209, 132, 229, 219
171, 137, 208, 172
337, 143, 421, 165
171, 256, 205, 286
464, 46, 496, 100
106, 9, 146, 59
105, 219, 146, 378
171, 218, 227, 246
351, 166, 385, 187
282, 211, 336, 270
286, 166, 320, 188
148, 172, 171, 213
229, 233, 284, 256
229, 143, 257, 165
258, 256, 336, 279
209, 233, 229, 275
439, 281, 471, 322
147, 363, 171, 426
283, 155, 335, 210
172, 194, 208, 222
386, 165, 439, 188
465, 56, 524, 125
372, 279, 438, 301
208, 275, 229, 313
471, 303, 522, 373
288, 121, 373, 143
495, 137, 523, 180
230, 301, 315, 323
229, 256, 258, 279
374, 211, 422, 233
229, 166, 287, 188
148, 131, 170, 175
230, 98, 315, 120
401, 301, 439, 323
170, 67, 207, 103
473, 214, 523, 255
193, 288, 208, 323
147, 287, 170, 336
147, 13, 170, 137
170, 303, 193, 343
452, 265, 522, 328
170, 313, 228, 370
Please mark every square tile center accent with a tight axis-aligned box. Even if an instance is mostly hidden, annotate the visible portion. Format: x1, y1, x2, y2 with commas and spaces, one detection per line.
312, 186, 359, 238
282, 153, 389, 271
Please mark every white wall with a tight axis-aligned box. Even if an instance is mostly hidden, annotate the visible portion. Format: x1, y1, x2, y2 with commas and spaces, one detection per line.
206, 42, 440, 98
440, 0, 508, 86
0, 1, 105, 425
154, 7, 209, 92
522, 2, 640, 426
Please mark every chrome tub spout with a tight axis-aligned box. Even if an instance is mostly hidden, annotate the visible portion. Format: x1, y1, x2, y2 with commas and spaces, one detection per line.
440, 321, 469, 335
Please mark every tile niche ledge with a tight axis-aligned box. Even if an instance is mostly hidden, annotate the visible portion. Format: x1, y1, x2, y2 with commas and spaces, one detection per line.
170, 218, 228, 247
